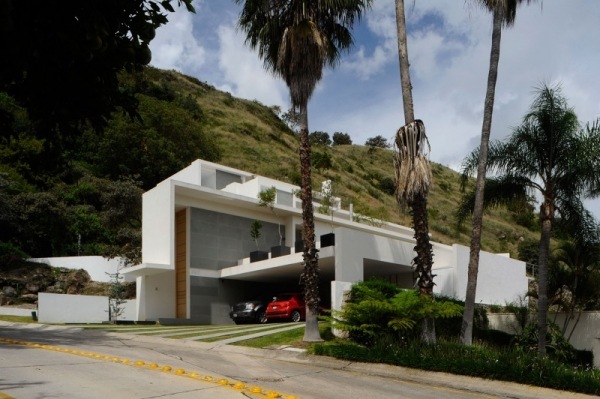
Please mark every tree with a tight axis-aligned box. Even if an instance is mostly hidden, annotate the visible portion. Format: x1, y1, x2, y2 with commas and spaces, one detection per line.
258, 186, 284, 245
235, 0, 372, 342
0, 0, 195, 138
332, 132, 352, 145
549, 207, 600, 339
312, 151, 333, 172
393, 0, 435, 343
459, 85, 600, 355
460, 0, 534, 347
365, 135, 390, 149
309, 131, 332, 146
281, 107, 301, 133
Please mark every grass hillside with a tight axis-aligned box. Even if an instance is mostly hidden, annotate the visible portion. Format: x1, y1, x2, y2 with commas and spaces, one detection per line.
145, 68, 538, 258
0, 66, 539, 264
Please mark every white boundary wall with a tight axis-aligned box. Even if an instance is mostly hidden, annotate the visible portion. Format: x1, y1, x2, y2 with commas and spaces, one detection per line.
488, 311, 600, 351
0, 307, 33, 316
38, 293, 137, 323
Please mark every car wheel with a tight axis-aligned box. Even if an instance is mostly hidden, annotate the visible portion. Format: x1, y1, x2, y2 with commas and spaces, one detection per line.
290, 310, 301, 322
257, 310, 267, 324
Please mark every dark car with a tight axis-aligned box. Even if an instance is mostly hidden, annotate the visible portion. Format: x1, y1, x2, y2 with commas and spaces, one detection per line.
266, 292, 305, 322
229, 299, 268, 324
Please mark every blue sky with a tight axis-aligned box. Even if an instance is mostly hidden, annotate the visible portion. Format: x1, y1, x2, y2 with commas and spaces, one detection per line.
149, 0, 600, 216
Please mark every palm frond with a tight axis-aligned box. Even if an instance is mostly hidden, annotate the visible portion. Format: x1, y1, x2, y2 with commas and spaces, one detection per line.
472, 0, 536, 27
393, 120, 432, 204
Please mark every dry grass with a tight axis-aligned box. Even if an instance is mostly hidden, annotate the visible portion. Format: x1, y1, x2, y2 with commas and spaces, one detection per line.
143, 67, 540, 257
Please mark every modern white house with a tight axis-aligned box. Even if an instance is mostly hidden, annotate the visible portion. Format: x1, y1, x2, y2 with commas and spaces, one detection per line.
122, 159, 528, 324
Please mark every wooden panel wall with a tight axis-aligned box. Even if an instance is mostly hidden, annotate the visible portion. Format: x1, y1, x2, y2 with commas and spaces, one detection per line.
175, 209, 187, 318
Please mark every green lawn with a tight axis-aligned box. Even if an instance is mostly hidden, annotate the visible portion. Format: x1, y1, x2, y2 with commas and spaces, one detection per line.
0, 315, 37, 323
234, 323, 334, 349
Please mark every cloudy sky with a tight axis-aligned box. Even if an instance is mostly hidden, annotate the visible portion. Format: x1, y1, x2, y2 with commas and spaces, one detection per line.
149, 0, 600, 215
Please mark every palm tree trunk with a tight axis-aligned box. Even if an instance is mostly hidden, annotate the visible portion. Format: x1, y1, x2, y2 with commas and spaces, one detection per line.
537, 202, 552, 356
460, 7, 503, 346
411, 193, 435, 343
395, 0, 414, 122
410, 193, 435, 296
298, 102, 322, 342
395, 0, 435, 343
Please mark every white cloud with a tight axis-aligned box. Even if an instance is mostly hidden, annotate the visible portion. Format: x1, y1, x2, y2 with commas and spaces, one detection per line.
216, 24, 288, 108
149, 3, 206, 73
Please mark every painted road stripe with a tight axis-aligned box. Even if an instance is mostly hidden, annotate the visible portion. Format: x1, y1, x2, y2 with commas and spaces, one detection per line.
0, 392, 15, 399
0, 337, 299, 399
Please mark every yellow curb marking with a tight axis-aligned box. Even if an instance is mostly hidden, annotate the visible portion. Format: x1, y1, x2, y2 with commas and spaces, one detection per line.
0, 336, 298, 399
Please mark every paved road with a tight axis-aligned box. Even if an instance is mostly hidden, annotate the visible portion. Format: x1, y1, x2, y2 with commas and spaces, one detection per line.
0, 321, 597, 399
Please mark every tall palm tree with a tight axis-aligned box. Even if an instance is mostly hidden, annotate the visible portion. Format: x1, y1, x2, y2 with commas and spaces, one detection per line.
393, 0, 435, 343
460, 0, 533, 346
235, 0, 372, 342
459, 84, 600, 355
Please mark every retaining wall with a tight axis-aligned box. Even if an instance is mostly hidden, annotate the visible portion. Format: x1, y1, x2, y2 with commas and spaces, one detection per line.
38, 293, 136, 323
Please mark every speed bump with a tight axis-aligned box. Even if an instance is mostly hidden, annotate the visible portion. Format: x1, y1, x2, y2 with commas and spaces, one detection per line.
0, 337, 299, 399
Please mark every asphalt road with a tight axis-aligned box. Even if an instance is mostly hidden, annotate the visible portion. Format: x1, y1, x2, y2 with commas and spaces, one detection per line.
0, 321, 597, 399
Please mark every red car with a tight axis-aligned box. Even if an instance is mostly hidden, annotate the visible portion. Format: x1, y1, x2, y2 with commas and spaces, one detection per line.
266, 293, 305, 322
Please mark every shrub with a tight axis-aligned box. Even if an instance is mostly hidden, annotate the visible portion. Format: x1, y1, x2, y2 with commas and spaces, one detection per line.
312, 340, 600, 395
332, 279, 463, 347
365, 135, 390, 148
309, 131, 332, 146
332, 132, 352, 145
312, 151, 333, 172
0, 242, 28, 269
378, 176, 396, 196
514, 321, 578, 364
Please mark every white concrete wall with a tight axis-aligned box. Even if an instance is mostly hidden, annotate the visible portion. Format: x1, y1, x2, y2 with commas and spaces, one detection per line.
0, 307, 34, 316
489, 311, 600, 351
335, 227, 416, 283
433, 267, 455, 298
138, 272, 175, 321
168, 159, 202, 186
454, 244, 527, 305
491, 311, 600, 351
553, 312, 600, 351
29, 256, 129, 282
38, 293, 108, 323
142, 180, 173, 265
37, 293, 137, 323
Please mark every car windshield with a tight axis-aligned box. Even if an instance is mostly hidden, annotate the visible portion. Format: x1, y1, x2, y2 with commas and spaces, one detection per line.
273, 294, 293, 301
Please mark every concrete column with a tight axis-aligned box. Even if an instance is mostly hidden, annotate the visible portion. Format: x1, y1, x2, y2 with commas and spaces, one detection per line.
136, 275, 146, 321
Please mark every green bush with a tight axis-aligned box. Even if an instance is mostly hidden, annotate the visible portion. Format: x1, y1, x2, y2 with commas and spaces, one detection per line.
0, 242, 28, 269
331, 279, 462, 347
378, 176, 396, 196
312, 340, 600, 395
513, 321, 578, 364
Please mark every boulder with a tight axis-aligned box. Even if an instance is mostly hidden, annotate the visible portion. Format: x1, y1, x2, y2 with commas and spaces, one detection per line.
2, 286, 16, 297
19, 293, 38, 303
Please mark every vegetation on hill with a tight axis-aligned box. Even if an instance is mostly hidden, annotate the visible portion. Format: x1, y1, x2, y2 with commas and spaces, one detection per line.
0, 67, 540, 266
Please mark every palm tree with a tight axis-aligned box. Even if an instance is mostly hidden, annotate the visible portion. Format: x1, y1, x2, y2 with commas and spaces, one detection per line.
235, 0, 372, 342
460, 0, 533, 346
393, 0, 435, 343
459, 84, 600, 355
549, 207, 600, 339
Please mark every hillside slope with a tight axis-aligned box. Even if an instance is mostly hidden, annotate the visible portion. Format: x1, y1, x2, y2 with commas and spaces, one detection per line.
146, 68, 538, 257
0, 67, 539, 264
